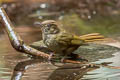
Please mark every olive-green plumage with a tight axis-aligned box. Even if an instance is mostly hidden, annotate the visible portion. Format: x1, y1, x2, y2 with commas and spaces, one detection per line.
39, 20, 104, 59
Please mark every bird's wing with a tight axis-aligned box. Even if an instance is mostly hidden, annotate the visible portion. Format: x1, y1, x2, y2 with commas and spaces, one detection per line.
55, 32, 73, 45
56, 32, 105, 46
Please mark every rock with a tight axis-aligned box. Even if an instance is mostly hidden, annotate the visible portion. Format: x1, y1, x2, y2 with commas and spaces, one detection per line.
30, 40, 52, 53
74, 43, 120, 62
30, 40, 120, 62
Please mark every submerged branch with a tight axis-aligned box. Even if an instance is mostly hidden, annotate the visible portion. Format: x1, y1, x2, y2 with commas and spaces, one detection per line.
0, 7, 50, 59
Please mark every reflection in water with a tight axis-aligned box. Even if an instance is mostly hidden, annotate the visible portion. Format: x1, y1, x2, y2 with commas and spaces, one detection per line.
0, 28, 120, 80
10, 57, 120, 80
0, 15, 120, 80
48, 64, 98, 80
82, 52, 120, 80
11, 59, 99, 80
11, 59, 44, 80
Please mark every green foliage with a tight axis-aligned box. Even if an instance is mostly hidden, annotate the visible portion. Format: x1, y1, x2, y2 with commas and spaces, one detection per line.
59, 13, 93, 35
59, 13, 120, 36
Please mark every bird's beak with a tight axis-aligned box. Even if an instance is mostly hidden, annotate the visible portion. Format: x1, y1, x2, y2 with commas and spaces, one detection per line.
34, 22, 44, 28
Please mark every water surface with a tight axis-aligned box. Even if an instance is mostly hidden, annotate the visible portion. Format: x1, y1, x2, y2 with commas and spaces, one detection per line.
0, 15, 120, 80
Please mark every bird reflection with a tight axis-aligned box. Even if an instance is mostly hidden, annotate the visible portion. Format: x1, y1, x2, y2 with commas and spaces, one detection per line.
11, 59, 99, 80
11, 40, 116, 80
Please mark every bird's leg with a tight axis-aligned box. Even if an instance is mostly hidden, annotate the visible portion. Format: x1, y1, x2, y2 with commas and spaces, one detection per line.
60, 47, 77, 63
48, 52, 55, 61
60, 47, 79, 62
60, 56, 66, 63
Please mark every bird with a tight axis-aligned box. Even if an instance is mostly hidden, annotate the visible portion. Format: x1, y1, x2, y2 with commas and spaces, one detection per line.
36, 20, 105, 61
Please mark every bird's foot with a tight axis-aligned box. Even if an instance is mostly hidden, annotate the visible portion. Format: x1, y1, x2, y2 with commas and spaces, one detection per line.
48, 52, 54, 61
48, 52, 56, 65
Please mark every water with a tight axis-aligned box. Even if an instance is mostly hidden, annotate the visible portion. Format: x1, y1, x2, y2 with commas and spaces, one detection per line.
0, 15, 120, 80
81, 52, 120, 80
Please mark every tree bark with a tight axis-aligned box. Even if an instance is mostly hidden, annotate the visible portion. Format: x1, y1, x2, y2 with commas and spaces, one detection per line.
0, 7, 50, 59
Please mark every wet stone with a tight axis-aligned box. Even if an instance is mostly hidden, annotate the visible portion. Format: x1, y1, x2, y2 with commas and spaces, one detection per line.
74, 43, 120, 62
30, 40, 120, 62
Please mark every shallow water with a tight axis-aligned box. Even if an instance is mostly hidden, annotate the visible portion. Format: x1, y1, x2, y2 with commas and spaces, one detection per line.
81, 52, 120, 80
0, 16, 120, 80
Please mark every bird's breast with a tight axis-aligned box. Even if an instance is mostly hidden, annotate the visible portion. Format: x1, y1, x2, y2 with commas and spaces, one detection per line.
43, 34, 67, 53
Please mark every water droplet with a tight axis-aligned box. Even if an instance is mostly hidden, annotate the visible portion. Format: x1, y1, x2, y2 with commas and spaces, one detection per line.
40, 4, 47, 8
38, 16, 43, 19
2, 4, 7, 8
59, 16, 64, 20
93, 11, 96, 15
88, 15, 91, 19
73, 73, 77, 76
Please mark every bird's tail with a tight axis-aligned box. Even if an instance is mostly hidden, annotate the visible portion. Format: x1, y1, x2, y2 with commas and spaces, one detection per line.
79, 33, 105, 42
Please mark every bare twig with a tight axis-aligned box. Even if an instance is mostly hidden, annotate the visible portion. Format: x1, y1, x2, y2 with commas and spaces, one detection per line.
0, 7, 50, 59
0, 7, 87, 64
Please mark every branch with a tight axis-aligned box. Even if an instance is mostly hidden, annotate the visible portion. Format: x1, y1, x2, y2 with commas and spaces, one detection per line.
0, 7, 50, 59
0, 7, 88, 63
1, 7, 119, 68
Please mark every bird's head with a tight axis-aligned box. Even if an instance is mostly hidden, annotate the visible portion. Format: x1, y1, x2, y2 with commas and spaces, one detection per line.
36, 20, 60, 34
